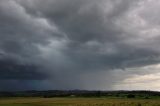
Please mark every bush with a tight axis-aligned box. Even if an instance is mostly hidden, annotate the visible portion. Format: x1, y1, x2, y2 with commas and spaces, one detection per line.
127, 94, 135, 98
144, 96, 150, 99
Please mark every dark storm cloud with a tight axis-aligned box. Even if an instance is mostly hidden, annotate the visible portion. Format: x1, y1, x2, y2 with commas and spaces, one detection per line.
20, 0, 136, 42
0, 0, 59, 80
20, 0, 159, 70
0, 0, 160, 90
0, 58, 47, 80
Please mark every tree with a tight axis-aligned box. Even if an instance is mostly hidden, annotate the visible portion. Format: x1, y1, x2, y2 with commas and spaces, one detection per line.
127, 94, 135, 98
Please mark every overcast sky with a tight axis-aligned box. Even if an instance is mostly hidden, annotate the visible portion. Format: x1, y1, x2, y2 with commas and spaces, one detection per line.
0, 0, 160, 91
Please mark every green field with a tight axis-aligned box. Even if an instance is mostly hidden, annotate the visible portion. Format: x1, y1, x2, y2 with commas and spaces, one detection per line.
0, 97, 160, 106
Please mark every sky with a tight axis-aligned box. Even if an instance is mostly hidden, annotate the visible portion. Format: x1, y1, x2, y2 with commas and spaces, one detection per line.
0, 0, 160, 91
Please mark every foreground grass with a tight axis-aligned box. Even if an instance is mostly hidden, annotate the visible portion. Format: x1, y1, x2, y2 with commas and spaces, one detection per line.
0, 97, 160, 106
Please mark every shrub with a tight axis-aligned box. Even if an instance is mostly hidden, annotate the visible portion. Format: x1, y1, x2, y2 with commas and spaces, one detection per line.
127, 94, 135, 98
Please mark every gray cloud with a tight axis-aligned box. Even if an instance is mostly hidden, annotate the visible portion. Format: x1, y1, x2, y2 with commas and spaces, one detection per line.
0, 0, 160, 90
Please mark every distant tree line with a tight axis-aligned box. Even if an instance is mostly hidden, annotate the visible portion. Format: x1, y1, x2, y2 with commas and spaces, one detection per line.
0, 90, 159, 98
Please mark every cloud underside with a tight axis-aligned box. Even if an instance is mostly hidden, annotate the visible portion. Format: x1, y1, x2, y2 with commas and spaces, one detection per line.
0, 0, 160, 90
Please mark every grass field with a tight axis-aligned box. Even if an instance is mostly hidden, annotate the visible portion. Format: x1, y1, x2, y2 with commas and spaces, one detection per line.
0, 97, 160, 106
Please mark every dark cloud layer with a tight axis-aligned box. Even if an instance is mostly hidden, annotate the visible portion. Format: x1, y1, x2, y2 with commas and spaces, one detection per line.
0, 0, 160, 90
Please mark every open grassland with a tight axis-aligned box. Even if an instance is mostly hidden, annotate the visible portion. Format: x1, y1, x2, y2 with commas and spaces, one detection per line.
0, 97, 160, 106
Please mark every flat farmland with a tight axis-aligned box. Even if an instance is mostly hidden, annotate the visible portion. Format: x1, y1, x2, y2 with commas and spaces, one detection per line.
0, 97, 160, 106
